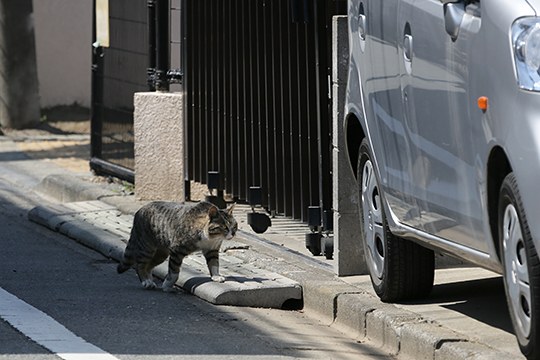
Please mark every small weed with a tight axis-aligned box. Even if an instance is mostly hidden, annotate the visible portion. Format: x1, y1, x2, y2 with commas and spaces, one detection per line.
121, 181, 135, 194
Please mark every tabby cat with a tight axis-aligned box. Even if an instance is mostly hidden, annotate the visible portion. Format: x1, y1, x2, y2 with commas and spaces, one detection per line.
117, 201, 237, 291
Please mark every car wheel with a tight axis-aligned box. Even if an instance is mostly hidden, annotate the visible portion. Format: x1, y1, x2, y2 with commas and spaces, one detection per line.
499, 173, 540, 359
357, 139, 434, 302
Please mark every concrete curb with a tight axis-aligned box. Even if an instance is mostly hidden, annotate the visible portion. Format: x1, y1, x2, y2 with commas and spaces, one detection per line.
297, 282, 510, 359
31, 174, 516, 359
34, 174, 145, 215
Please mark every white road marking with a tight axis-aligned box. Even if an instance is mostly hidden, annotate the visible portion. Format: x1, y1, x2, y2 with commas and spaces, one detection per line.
0, 287, 120, 360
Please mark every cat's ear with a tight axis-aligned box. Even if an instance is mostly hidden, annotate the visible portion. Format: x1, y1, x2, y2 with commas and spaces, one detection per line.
208, 205, 219, 219
226, 203, 236, 215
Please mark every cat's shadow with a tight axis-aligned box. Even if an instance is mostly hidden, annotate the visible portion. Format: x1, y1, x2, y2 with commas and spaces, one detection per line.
227, 276, 269, 284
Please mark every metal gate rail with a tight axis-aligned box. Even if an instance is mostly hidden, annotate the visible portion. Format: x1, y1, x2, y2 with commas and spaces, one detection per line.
91, 0, 149, 182
183, 0, 345, 223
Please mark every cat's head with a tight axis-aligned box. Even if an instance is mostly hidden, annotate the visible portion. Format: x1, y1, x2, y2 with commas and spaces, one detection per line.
208, 204, 237, 240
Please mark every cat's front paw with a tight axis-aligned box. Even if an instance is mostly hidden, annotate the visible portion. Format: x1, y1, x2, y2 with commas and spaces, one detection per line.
211, 275, 226, 283
141, 279, 157, 289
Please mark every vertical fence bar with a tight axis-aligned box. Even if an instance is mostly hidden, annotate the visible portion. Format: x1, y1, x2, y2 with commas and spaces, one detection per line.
289, 6, 302, 220
245, 0, 254, 200
223, 0, 233, 195
217, 0, 226, 190
147, 0, 156, 90
209, 0, 218, 174
306, 1, 320, 212
261, 0, 274, 210
229, 0, 238, 197
271, 0, 287, 214
314, 0, 332, 220
185, 0, 193, 183
199, 0, 206, 183
281, 1, 293, 217
187, 0, 193, 182
238, 0, 247, 199
198, 0, 207, 183
250, 0, 261, 199
297, 9, 311, 222
155, 0, 169, 91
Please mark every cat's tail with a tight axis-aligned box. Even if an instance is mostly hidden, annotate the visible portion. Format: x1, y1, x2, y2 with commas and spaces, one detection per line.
117, 261, 131, 274
117, 230, 139, 274
117, 248, 135, 274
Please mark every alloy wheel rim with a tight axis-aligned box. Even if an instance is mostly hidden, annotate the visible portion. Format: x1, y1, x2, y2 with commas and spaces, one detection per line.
503, 204, 531, 341
361, 159, 385, 283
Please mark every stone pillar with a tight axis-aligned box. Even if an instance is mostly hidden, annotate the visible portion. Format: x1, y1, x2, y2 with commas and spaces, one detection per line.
332, 16, 368, 276
134, 92, 185, 202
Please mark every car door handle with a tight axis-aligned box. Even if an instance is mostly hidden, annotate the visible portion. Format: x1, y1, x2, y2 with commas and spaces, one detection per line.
358, 2, 367, 41
403, 34, 413, 62
444, 2, 465, 41
359, 13, 367, 40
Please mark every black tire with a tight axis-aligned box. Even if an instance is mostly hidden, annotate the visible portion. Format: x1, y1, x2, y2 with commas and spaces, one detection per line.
357, 139, 434, 302
499, 173, 540, 359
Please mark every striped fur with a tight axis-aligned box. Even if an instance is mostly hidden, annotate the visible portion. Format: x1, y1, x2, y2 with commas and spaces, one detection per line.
117, 201, 237, 291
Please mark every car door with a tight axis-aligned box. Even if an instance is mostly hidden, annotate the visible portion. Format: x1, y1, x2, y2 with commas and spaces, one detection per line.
360, 0, 422, 229
399, 0, 486, 251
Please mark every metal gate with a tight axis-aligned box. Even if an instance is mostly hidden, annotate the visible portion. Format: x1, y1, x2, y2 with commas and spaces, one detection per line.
91, 0, 149, 182
183, 0, 346, 223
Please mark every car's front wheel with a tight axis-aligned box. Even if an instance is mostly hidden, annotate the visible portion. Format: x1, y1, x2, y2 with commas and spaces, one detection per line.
357, 139, 434, 302
499, 173, 540, 359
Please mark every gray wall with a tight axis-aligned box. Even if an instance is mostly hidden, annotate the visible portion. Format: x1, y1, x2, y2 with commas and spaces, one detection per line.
34, 0, 92, 108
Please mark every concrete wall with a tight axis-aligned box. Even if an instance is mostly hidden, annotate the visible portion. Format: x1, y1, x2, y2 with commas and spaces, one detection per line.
33, 0, 92, 108
332, 16, 367, 276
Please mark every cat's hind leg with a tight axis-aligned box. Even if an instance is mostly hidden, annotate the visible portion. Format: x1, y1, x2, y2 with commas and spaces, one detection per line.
135, 249, 162, 289
162, 251, 185, 292
136, 262, 158, 289
203, 249, 225, 283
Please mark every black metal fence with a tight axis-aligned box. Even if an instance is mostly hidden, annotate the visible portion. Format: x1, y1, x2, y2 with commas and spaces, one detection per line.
91, 0, 149, 182
91, 0, 346, 226
183, 0, 346, 223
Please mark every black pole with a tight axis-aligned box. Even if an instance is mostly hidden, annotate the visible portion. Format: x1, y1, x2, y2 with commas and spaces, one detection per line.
90, 0, 103, 159
147, 0, 156, 91
155, 0, 170, 91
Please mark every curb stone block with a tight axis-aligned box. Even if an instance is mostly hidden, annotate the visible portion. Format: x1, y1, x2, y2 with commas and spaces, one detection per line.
36, 174, 116, 203
399, 322, 464, 360
301, 280, 362, 325
366, 306, 423, 355
334, 292, 381, 340
435, 340, 515, 360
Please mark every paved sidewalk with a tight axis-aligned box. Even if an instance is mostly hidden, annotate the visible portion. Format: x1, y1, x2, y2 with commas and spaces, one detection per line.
0, 129, 524, 360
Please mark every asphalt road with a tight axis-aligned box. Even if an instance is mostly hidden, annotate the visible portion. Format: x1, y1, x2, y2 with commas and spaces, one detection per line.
0, 177, 392, 360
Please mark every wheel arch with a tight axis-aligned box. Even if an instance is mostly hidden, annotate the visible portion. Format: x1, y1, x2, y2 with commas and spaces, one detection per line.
344, 112, 365, 179
487, 145, 512, 260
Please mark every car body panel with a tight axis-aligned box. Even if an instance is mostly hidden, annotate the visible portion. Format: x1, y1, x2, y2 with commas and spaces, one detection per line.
345, 0, 540, 272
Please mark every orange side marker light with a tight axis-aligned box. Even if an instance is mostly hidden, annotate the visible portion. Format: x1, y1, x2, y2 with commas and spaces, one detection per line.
478, 96, 488, 112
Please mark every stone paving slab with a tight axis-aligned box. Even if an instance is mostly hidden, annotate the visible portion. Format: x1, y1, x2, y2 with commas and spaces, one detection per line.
28, 201, 302, 309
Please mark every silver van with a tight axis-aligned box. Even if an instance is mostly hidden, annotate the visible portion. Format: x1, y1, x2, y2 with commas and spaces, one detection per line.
344, 0, 540, 358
